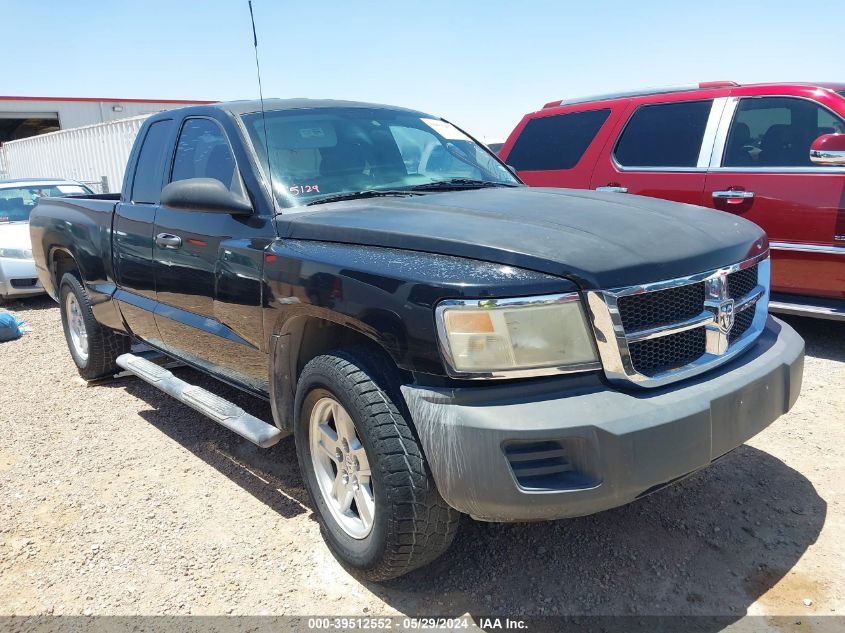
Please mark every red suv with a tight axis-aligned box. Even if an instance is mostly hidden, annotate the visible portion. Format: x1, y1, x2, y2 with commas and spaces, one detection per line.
501, 81, 845, 320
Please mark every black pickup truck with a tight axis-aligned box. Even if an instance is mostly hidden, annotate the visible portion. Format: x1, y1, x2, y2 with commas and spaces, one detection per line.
30, 99, 804, 580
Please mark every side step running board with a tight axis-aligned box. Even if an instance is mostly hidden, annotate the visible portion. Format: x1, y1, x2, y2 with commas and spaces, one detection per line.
116, 353, 285, 448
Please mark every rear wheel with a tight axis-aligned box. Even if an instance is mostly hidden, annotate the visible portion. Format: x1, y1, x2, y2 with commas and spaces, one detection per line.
294, 348, 460, 581
59, 273, 129, 380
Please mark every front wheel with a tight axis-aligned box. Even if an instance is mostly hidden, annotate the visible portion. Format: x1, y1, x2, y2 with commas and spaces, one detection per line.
59, 273, 130, 380
294, 349, 460, 581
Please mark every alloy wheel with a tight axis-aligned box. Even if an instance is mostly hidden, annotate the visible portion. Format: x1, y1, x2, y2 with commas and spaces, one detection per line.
309, 396, 375, 539
65, 292, 89, 362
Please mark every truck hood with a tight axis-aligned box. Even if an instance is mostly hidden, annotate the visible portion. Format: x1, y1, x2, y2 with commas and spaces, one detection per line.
0, 222, 33, 251
275, 187, 767, 289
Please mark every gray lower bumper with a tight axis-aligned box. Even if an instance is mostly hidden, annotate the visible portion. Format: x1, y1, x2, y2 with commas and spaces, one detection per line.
402, 316, 804, 522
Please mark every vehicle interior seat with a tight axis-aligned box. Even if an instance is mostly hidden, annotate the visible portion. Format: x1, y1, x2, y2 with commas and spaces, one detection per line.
0, 197, 27, 221
725, 122, 753, 166
365, 128, 410, 185
269, 147, 320, 182
758, 124, 795, 166
319, 141, 370, 191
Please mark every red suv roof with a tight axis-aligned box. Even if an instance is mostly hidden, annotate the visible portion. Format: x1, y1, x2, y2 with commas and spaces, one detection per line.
541, 81, 845, 111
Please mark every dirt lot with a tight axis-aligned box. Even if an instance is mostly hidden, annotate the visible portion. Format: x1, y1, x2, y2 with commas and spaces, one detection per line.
1, 296, 843, 622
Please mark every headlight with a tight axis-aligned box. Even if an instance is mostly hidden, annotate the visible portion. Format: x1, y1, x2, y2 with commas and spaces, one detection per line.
435, 293, 599, 378
0, 248, 33, 260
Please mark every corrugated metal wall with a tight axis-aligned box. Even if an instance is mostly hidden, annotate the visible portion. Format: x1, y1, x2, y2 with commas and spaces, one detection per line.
0, 146, 8, 181
0, 115, 147, 192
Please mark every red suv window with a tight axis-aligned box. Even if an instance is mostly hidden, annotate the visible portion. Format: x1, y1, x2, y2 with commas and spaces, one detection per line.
723, 97, 845, 168
507, 109, 611, 171
614, 100, 712, 168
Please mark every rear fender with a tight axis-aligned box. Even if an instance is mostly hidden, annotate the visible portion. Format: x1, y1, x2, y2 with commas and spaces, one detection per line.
30, 196, 125, 331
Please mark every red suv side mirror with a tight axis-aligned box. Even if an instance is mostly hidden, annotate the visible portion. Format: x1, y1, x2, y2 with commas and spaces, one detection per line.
810, 133, 845, 165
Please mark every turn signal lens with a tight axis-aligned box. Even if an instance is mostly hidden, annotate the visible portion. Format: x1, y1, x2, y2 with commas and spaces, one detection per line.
443, 311, 495, 333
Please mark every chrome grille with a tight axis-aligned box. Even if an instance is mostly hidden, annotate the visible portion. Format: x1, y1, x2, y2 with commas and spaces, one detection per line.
729, 304, 756, 344
586, 254, 770, 388
727, 265, 758, 300
617, 283, 704, 331
628, 328, 706, 377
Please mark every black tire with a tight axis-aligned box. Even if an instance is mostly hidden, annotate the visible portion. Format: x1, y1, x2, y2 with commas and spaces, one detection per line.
59, 272, 130, 380
294, 348, 460, 581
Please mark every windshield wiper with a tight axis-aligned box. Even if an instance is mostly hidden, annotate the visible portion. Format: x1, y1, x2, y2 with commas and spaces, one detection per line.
305, 190, 420, 206
406, 178, 520, 191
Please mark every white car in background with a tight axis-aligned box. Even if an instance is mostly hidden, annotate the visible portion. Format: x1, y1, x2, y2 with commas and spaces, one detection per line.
0, 178, 93, 304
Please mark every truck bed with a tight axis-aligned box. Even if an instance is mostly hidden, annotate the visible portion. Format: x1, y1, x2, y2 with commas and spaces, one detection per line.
29, 195, 121, 302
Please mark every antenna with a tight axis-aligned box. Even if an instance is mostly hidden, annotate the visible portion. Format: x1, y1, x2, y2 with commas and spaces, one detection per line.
248, 1, 277, 213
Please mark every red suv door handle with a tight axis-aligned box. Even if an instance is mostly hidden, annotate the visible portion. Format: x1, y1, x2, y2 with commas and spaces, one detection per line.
712, 190, 755, 203
595, 185, 628, 193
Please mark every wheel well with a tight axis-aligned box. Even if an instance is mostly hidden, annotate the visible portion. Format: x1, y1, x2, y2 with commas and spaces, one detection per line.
271, 316, 410, 432
52, 250, 79, 288
295, 319, 363, 377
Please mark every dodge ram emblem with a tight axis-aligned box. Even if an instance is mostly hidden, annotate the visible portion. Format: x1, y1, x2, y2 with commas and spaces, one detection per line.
703, 275, 734, 355
717, 299, 735, 334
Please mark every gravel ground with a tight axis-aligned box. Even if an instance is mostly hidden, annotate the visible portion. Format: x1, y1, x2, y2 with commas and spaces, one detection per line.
0, 295, 843, 622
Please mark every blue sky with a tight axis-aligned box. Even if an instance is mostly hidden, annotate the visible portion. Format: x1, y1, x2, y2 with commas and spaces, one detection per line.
2, 0, 836, 139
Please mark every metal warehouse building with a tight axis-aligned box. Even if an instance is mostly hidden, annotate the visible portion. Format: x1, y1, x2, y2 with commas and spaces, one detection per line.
0, 96, 212, 143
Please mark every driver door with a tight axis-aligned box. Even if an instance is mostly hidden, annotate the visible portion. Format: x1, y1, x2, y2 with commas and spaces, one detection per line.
152, 116, 275, 393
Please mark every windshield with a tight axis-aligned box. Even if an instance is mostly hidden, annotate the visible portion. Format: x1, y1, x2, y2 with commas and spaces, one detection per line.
0, 183, 92, 223
241, 107, 520, 207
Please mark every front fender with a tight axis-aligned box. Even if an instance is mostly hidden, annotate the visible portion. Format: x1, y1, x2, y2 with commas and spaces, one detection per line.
262, 239, 578, 376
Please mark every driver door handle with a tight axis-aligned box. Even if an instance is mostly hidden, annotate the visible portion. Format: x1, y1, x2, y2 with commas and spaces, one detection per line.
712, 190, 755, 200
155, 233, 182, 250
595, 185, 628, 193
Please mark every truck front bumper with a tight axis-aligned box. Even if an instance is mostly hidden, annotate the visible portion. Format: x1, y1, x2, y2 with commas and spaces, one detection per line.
402, 316, 804, 522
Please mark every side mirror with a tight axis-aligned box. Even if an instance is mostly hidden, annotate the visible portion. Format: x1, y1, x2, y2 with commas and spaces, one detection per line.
160, 178, 253, 214
810, 133, 845, 166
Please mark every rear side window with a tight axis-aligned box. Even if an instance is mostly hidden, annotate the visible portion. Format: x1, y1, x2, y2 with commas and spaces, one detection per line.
171, 118, 238, 189
131, 120, 173, 204
507, 109, 611, 171
615, 100, 712, 168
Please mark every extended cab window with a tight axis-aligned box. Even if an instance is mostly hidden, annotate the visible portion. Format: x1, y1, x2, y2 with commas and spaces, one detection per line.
615, 100, 711, 168
131, 120, 173, 204
171, 119, 238, 189
506, 109, 611, 171
723, 97, 845, 168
